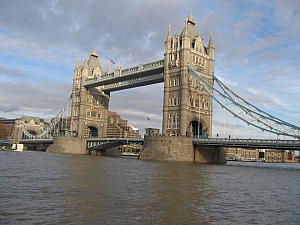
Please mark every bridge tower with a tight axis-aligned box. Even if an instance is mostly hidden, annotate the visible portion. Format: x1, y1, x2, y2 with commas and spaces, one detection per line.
71, 49, 110, 138
162, 13, 215, 138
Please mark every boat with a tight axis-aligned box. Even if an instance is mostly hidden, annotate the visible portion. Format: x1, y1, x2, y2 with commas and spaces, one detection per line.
121, 152, 140, 157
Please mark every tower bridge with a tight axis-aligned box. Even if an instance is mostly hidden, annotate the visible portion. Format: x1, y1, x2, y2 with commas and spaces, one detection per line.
13, 13, 300, 163
69, 14, 215, 140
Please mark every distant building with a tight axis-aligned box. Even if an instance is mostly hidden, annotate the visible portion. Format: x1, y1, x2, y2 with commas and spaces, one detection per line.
106, 111, 141, 138
119, 144, 143, 154
0, 117, 16, 139
225, 147, 298, 163
264, 150, 296, 163
225, 147, 258, 161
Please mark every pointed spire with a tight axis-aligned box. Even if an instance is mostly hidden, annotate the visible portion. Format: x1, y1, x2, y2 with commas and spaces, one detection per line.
208, 30, 214, 47
91, 48, 98, 58
187, 12, 195, 25
83, 54, 88, 68
75, 57, 80, 69
208, 30, 215, 59
107, 60, 111, 74
182, 19, 190, 37
166, 23, 172, 43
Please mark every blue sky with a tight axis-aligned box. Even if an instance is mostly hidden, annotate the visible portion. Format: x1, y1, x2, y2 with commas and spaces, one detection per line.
0, 0, 299, 137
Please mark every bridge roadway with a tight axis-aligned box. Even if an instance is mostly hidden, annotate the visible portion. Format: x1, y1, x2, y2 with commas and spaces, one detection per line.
16, 137, 300, 151
193, 138, 300, 150
84, 59, 164, 92
86, 137, 144, 151
18, 137, 144, 151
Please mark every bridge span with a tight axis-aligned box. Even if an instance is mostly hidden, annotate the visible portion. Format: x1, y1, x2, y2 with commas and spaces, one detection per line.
16, 137, 300, 151
193, 138, 300, 151
84, 59, 164, 92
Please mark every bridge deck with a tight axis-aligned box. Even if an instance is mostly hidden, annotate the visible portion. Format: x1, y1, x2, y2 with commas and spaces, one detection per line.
83, 60, 164, 91
193, 138, 300, 150
17, 137, 300, 151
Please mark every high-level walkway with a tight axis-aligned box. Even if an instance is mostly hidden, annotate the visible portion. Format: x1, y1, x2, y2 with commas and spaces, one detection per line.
84, 59, 164, 92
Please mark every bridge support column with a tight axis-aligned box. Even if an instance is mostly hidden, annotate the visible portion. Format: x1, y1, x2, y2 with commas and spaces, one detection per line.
194, 146, 226, 164
13, 125, 23, 144
140, 135, 226, 164
47, 137, 87, 154
140, 135, 194, 161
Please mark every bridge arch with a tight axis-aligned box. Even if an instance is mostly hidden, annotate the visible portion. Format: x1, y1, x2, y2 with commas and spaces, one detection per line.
83, 126, 98, 138
189, 120, 207, 138
28, 130, 37, 135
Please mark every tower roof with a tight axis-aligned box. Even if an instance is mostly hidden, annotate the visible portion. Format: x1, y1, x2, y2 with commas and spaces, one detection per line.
181, 12, 200, 44
187, 12, 195, 25
166, 24, 172, 43
87, 49, 103, 76
91, 48, 98, 58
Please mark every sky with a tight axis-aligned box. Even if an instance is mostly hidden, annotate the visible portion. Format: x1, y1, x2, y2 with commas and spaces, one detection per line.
0, 0, 300, 137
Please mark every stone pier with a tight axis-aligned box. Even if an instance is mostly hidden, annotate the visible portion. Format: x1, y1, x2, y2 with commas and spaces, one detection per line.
139, 135, 226, 164
47, 137, 87, 154
194, 146, 227, 164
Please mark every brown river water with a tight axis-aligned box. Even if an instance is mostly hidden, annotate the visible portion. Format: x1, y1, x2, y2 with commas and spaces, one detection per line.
0, 150, 299, 224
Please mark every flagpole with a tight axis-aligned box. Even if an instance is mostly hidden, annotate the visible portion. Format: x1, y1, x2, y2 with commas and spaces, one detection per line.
129, 53, 134, 69
129, 53, 131, 69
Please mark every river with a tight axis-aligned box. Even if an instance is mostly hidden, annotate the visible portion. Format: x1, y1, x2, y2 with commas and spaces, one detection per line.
0, 150, 299, 224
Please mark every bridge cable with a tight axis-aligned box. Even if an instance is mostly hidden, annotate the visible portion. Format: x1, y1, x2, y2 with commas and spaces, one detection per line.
187, 65, 300, 139
21, 94, 72, 139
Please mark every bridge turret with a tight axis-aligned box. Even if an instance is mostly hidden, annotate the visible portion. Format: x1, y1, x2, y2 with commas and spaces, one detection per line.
181, 19, 191, 50
208, 31, 215, 59
207, 31, 215, 76
107, 61, 111, 74
82, 57, 89, 77
165, 24, 172, 44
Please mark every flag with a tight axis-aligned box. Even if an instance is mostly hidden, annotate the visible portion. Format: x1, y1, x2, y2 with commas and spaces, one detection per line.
110, 59, 115, 64
130, 53, 134, 59
147, 117, 150, 120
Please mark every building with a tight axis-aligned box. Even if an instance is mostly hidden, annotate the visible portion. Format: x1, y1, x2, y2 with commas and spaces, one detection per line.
0, 117, 16, 139
107, 111, 141, 138
119, 144, 143, 155
264, 150, 296, 163
225, 147, 298, 163
225, 147, 259, 161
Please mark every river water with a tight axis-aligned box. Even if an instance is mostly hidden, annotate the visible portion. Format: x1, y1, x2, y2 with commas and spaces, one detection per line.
0, 150, 299, 224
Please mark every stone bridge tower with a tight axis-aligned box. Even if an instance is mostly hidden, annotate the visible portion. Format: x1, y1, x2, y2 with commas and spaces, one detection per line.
162, 13, 215, 138
71, 50, 110, 138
